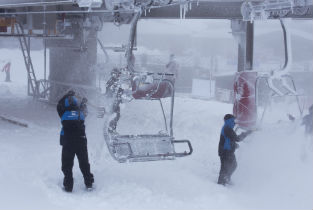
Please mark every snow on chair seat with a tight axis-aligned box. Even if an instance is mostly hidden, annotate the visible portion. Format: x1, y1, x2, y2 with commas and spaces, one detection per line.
112, 134, 175, 162
109, 134, 193, 163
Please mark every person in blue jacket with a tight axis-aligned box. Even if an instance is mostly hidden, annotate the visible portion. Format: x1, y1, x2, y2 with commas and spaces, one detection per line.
218, 114, 251, 185
57, 90, 94, 192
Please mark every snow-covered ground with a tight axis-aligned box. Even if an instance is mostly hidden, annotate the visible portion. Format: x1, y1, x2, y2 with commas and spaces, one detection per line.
0, 49, 312, 209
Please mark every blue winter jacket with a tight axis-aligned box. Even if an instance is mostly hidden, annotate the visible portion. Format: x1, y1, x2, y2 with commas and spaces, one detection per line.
218, 118, 247, 156
57, 95, 86, 139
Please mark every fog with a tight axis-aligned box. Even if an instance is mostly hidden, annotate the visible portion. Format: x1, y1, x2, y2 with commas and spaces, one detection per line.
98, 19, 313, 72
96, 19, 312, 97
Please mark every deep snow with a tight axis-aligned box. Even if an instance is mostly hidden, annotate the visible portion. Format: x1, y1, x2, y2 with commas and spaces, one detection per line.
0, 49, 312, 210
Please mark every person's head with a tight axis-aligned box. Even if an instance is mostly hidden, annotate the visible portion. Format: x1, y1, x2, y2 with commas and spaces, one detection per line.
224, 114, 236, 129
65, 95, 78, 109
67, 90, 75, 96
170, 54, 175, 60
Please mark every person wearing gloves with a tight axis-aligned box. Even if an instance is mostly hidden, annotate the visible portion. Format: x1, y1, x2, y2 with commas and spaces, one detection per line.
57, 90, 94, 192
218, 114, 252, 186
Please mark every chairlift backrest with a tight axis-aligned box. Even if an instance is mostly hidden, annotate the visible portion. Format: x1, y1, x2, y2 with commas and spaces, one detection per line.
132, 73, 175, 99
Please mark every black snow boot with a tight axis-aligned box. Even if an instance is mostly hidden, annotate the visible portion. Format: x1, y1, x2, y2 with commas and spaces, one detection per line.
217, 180, 226, 186
63, 177, 73, 192
217, 176, 226, 186
84, 173, 94, 189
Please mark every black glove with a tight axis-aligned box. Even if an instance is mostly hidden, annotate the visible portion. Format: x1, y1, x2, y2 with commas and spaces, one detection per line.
82, 97, 88, 104
287, 114, 295, 121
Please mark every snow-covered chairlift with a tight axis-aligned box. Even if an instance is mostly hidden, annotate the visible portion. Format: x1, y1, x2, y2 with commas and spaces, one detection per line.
104, 72, 193, 163
234, 19, 303, 129
254, 19, 303, 124
255, 71, 302, 124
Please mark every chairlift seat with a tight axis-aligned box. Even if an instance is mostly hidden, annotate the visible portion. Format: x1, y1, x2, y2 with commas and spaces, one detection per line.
102, 71, 192, 163
108, 134, 192, 163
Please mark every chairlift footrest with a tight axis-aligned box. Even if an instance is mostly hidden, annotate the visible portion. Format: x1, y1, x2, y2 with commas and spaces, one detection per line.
107, 134, 192, 163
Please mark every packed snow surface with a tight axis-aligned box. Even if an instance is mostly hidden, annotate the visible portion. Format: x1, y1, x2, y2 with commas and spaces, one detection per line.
0, 48, 312, 209
0, 81, 312, 210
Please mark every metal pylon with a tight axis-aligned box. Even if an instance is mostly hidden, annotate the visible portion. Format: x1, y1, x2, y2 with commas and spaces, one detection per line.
15, 22, 38, 97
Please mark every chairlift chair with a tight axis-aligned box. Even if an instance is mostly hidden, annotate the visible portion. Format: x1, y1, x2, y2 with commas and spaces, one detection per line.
234, 19, 303, 129
101, 9, 192, 163
103, 72, 193, 163
254, 19, 303, 124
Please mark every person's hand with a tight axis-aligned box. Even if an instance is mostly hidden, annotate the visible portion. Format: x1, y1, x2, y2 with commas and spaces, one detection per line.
240, 130, 252, 140
245, 130, 253, 136
82, 97, 88, 104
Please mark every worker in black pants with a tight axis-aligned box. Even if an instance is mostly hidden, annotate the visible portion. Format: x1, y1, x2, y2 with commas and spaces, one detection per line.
218, 114, 251, 186
57, 90, 94, 192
